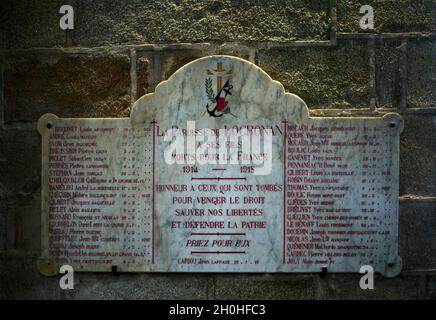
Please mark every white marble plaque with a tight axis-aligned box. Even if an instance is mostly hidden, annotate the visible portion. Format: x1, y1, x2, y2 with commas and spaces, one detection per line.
38, 56, 403, 276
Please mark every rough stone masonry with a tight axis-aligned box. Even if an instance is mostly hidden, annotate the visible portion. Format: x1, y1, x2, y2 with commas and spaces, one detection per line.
0, 0, 435, 299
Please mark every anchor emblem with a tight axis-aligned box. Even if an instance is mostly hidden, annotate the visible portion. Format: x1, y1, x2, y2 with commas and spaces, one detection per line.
204, 62, 235, 118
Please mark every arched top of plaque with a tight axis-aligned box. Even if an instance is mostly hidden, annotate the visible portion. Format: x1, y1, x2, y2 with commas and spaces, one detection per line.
130, 55, 309, 126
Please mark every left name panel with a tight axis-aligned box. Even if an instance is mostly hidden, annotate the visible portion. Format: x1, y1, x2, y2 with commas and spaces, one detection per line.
38, 114, 154, 272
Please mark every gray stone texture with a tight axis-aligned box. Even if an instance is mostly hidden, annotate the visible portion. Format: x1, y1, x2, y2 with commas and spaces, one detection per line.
0, 0, 66, 50
399, 202, 436, 270
258, 39, 370, 109
399, 116, 436, 196
214, 275, 315, 299
375, 39, 402, 108
0, 130, 41, 251
62, 0, 330, 47
3, 53, 131, 123
406, 38, 436, 108
0, 253, 210, 299
0, 0, 331, 50
0, 252, 430, 299
428, 276, 436, 300
314, 273, 426, 299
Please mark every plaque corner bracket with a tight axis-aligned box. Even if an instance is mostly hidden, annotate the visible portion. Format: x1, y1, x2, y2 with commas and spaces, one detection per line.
37, 256, 59, 277
37, 113, 60, 136
381, 256, 403, 278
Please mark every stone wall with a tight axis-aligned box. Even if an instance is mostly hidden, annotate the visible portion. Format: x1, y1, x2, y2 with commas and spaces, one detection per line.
0, 0, 435, 299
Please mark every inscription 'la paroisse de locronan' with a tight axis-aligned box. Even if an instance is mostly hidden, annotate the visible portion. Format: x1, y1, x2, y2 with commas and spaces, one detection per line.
37, 55, 403, 276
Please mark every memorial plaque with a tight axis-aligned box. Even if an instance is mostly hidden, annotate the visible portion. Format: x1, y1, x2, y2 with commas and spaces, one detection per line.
38, 56, 403, 276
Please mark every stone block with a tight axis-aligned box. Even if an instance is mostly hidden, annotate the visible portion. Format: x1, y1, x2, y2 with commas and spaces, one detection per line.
258, 39, 370, 108
427, 275, 436, 299
400, 115, 436, 196
0, 0, 65, 50
315, 273, 425, 299
0, 130, 41, 251
214, 275, 314, 299
70, 274, 209, 300
72, 0, 330, 46
406, 38, 436, 108
0, 182, 7, 251
0, 252, 209, 299
399, 202, 436, 270
3, 53, 131, 123
0, 252, 60, 299
337, 0, 435, 33
375, 39, 402, 108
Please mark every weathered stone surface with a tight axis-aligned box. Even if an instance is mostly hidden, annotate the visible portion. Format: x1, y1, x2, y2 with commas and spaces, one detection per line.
70, 274, 209, 299
71, 0, 329, 46
400, 116, 436, 196
0, 183, 7, 251
136, 55, 150, 100
337, 0, 435, 33
214, 275, 314, 299
0, 0, 65, 50
375, 39, 402, 108
0, 130, 40, 194
0, 252, 209, 299
0, 253, 61, 299
258, 40, 370, 108
399, 202, 436, 270
1, 252, 433, 299
3, 53, 131, 123
406, 38, 436, 108
315, 273, 426, 299
1, 193, 41, 253
137, 49, 254, 95
0, 130, 41, 251
428, 276, 436, 299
